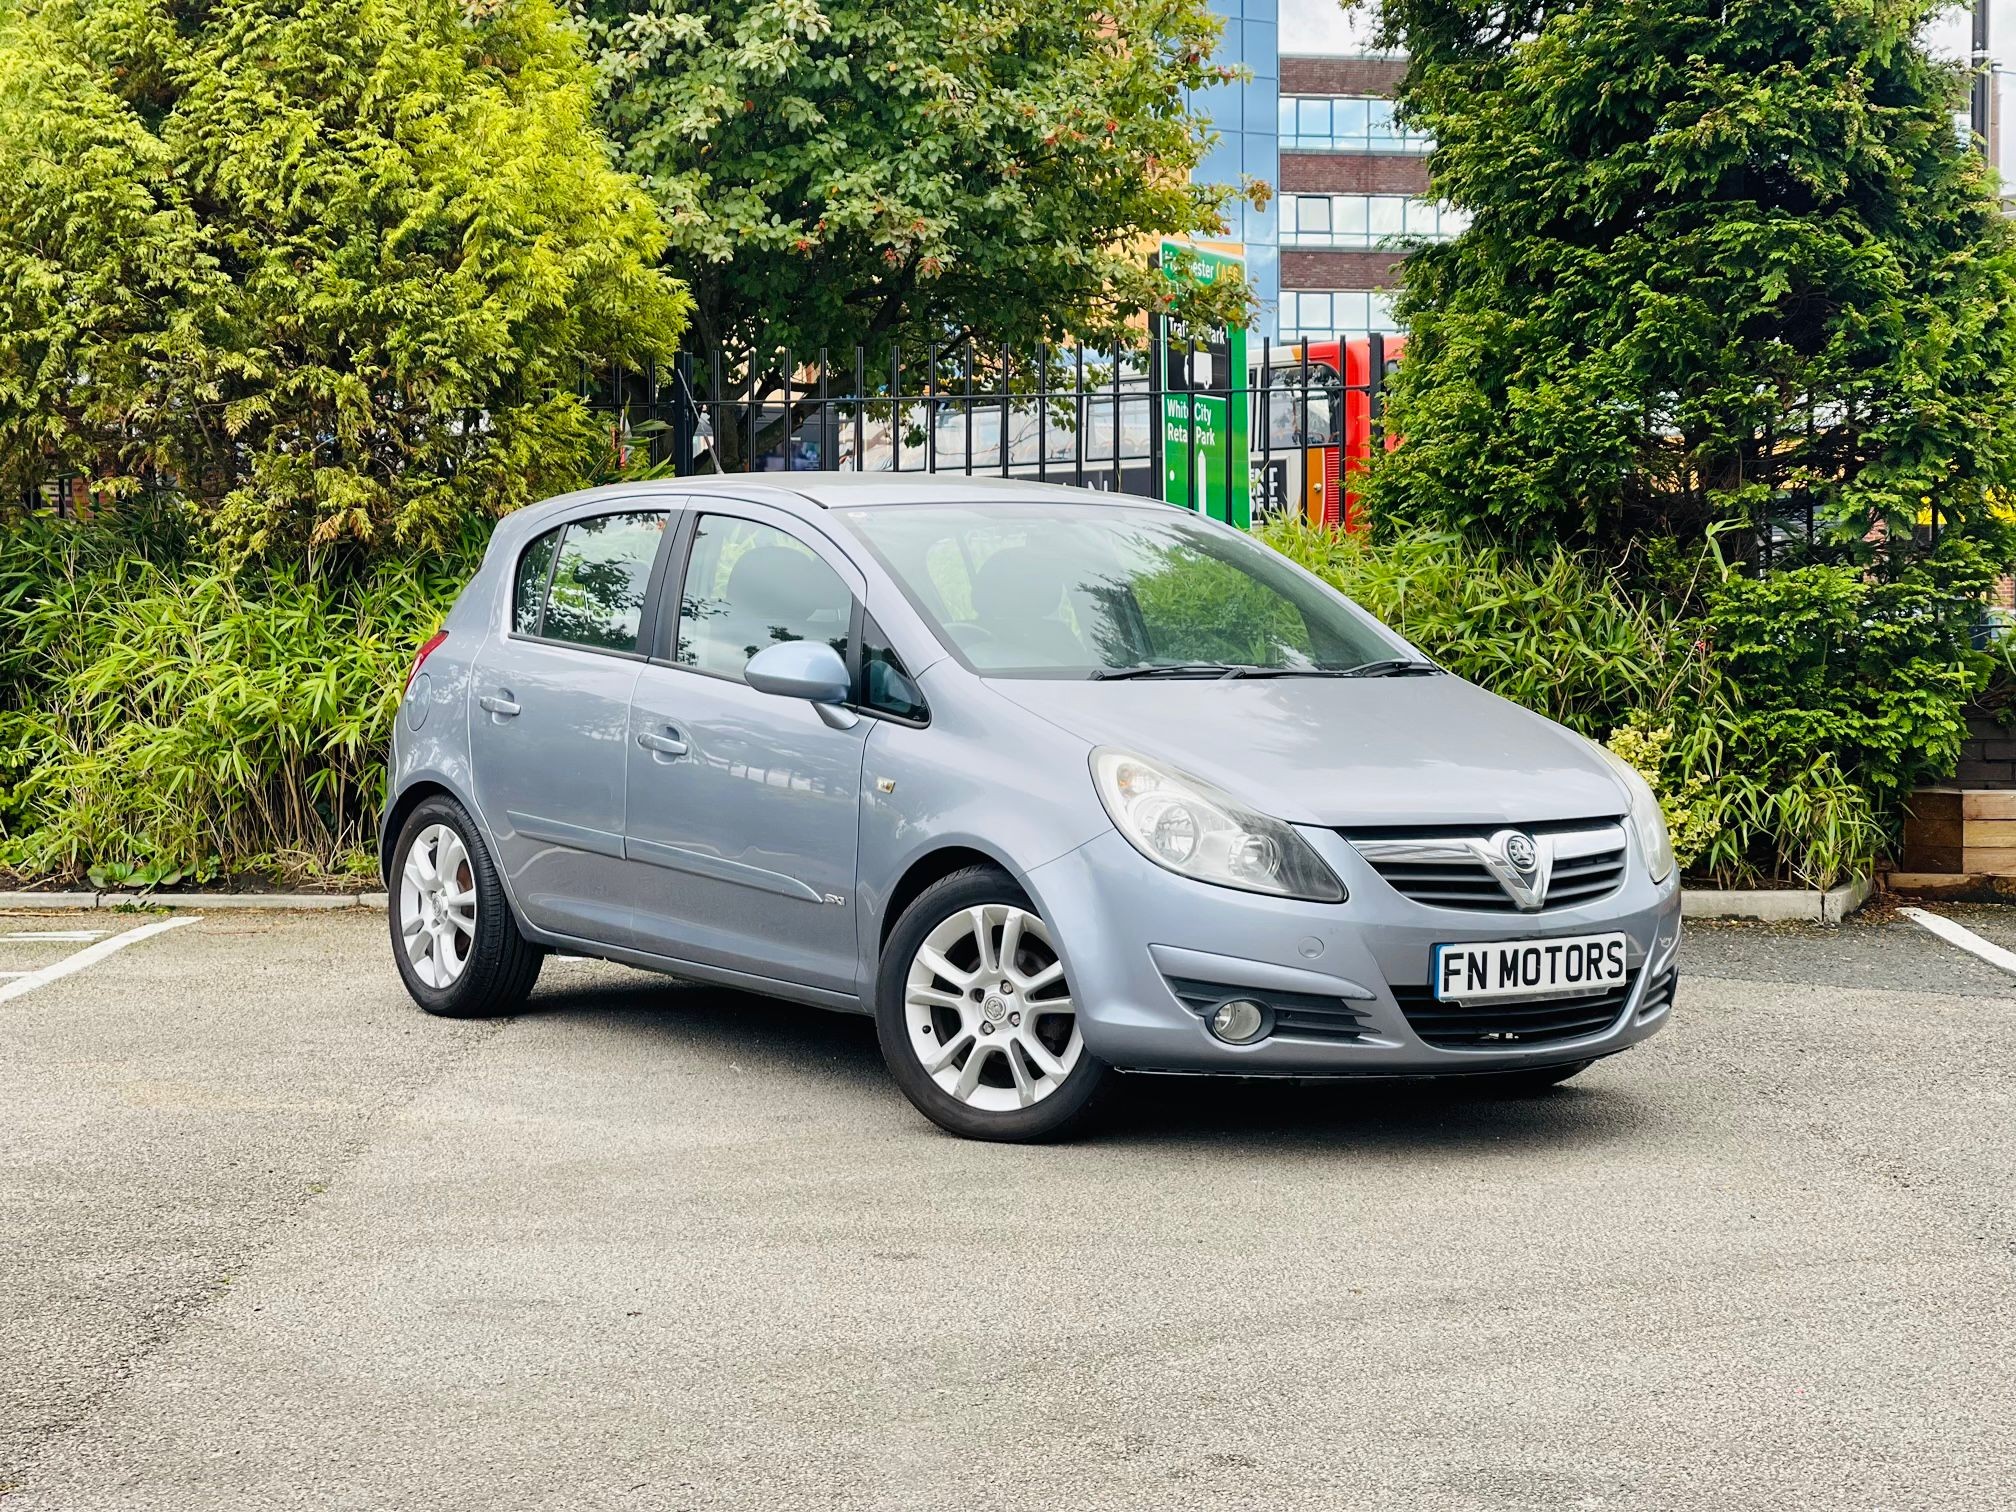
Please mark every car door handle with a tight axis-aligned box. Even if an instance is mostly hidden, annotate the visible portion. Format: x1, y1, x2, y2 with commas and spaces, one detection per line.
478, 694, 521, 717
637, 729, 688, 757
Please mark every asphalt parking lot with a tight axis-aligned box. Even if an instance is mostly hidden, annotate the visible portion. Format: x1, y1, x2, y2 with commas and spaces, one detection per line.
2, 906, 2013, 1510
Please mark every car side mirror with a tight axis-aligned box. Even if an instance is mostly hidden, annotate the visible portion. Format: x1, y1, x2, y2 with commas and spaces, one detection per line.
745, 641, 851, 706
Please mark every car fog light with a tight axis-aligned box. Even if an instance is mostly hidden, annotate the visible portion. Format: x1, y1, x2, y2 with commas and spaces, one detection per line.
1208, 999, 1268, 1044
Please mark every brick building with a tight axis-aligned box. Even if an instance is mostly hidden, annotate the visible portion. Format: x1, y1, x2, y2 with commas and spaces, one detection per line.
1275, 54, 1461, 342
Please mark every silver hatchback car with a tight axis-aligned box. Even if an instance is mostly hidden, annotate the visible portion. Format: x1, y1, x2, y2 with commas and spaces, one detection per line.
382, 474, 1681, 1141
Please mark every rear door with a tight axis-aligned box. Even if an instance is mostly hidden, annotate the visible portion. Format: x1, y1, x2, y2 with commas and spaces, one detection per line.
621, 504, 870, 994
468, 505, 674, 945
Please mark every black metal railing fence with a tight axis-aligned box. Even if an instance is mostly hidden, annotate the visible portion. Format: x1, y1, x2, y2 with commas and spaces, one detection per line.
581, 333, 1398, 527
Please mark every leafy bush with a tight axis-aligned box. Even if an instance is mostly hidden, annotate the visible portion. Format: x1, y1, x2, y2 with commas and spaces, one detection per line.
0, 0, 689, 561
1368, 0, 2016, 551
0, 510, 476, 884
1667, 545, 1994, 884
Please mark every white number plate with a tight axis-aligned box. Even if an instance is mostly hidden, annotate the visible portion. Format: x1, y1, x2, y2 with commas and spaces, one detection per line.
1433, 932, 1629, 1002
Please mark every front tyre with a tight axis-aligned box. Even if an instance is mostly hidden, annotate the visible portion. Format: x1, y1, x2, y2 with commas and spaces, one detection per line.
875, 867, 1110, 1142
388, 795, 543, 1017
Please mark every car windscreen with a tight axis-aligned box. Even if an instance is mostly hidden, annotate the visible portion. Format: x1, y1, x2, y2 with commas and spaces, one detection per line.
836, 502, 1404, 677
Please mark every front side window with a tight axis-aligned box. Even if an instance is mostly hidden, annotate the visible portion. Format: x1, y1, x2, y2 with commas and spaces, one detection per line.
538, 511, 668, 652
676, 516, 852, 680
840, 503, 1403, 677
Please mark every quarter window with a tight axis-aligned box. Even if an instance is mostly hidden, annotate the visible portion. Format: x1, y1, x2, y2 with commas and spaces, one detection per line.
513, 528, 559, 636
676, 516, 852, 681
862, 616, 928, 722
536, 511, 668, 652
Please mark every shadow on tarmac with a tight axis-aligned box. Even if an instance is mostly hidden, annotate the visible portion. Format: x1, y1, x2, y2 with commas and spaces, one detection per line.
512, 969, 1660, 1156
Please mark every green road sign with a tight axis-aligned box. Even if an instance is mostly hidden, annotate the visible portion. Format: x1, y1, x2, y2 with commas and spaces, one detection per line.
1158, 241, 1250, 529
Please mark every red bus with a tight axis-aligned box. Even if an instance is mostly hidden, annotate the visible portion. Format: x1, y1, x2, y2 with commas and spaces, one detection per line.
1252, 334, 1403, 531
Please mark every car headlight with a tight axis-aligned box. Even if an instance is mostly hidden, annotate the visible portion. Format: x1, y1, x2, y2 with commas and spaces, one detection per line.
1090, 748, 1345, 902
1592, 743, 1675, 884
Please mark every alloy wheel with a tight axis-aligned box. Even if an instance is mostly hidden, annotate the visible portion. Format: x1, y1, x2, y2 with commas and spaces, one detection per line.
399, 822, 478, 989
903, 903, 1082, 1112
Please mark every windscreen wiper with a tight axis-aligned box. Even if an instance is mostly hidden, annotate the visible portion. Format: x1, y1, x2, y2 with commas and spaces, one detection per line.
1088, 662, 1253, 681
1219, 661, 1442, 679
1333, 658, 1443, 678
1221, 666, 1352, 679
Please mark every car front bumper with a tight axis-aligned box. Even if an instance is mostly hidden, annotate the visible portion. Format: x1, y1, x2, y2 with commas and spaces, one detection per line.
1025, 827, 1682, 1076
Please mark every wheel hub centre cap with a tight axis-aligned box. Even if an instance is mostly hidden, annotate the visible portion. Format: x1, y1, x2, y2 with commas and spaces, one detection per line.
981, 994, 1008, 1023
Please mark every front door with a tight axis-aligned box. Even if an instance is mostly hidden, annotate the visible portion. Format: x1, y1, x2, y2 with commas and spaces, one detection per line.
623, 508, 869, 994
467, 506, 671, 944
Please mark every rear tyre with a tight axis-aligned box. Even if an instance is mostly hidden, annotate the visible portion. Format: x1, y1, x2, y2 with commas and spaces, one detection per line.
876, 867, 1111, 1142
388, 795, 543, 1017
1474, 1059, 1593, 1094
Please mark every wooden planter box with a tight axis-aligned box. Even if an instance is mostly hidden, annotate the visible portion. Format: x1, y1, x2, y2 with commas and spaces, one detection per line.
1894, 788, 2016, 891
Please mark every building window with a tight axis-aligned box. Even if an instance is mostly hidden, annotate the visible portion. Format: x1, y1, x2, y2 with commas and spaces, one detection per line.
1279, 96, 1432, 154
1279, 290, 1402, 338
1279, 195, 1470, 249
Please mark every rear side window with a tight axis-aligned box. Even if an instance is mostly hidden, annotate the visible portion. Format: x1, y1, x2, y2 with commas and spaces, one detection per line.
534, 511, 667, 652
513, 528, 559, 636
676, 515, 852, 680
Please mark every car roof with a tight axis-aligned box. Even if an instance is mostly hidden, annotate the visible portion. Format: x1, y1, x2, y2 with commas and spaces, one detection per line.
505, 472, 1167, 526
754, 472, 1166, 510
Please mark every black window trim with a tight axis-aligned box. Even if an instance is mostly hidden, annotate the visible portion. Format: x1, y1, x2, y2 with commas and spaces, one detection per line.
505, 504, 679, 663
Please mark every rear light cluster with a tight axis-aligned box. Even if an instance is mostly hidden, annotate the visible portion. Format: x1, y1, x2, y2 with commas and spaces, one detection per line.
405, 631, 448, 695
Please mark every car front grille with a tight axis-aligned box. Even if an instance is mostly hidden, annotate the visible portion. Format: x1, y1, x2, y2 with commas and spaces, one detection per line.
1390, 972, 1638, 1048
1547, 847, 1631, 907
1164, 976, 1372, 1043
1344, 820, 1629, 914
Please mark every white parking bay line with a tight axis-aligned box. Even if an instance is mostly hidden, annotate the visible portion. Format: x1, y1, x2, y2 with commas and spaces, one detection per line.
2, 929, 107, 942
0, 916, 201, 1004
1899, 906, 2016, 978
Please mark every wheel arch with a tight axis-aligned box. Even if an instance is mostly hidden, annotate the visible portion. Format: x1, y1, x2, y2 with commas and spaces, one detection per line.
379, 775, 473, 888
880, 846, 1003, 948
875, 842, 1056, 960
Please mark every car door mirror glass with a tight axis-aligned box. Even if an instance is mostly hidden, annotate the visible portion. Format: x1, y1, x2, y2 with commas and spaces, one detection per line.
745, 641, 851, 704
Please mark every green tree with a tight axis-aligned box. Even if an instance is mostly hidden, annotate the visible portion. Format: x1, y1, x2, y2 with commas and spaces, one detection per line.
581, 0, 1257, 387
0, 0, 690, 561
1366, 0, 2016, 556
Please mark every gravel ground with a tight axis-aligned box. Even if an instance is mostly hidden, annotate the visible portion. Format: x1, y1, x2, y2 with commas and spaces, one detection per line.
2, 907, 2012, 1511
